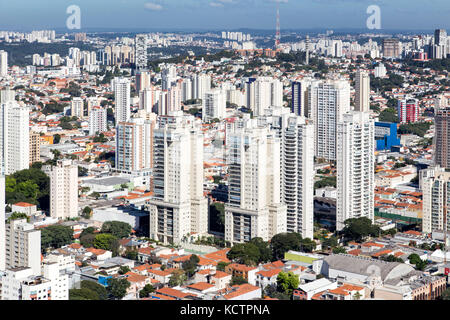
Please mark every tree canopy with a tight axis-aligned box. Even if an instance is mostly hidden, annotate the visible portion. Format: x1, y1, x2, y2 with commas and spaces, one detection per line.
340, 217, 381, 243
101, 221, 132, 239
107, 278, 130, 300
41, 225, 74, 252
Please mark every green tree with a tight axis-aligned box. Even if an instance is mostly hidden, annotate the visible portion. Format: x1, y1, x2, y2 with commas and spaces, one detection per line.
341, 217, 381, 242
182, 254, 200, 278
101, 221, 132, 239
249, 237, 272, 263
227, 243, 261, 266
126, 251, 138, 261
276, 272, 299, 296
118, 266, 131, 275
270, 233, 302, 261
217, 261, 230, 272
53, 134, 61, 144
168, 269, 187, 287
332, 247, 347, 254
230, 275, 247, 286
80, 233, 96, 248
107, 278, 130, 300
80, 280, 108, 300
69, 288, 99, 300
440, 288, 450, 300
139, 284, 155, 298
82, 206, 92, 219
41, 225, 74, 252
7, 212, 29, 223
93, 234, 119, 253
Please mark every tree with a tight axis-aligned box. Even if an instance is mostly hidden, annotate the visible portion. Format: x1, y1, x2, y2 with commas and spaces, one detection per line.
440, 288, 450, 300
249, 237, 272, 263
217, 261, 230, 272
341, 217, 381, 242
276, 272, 299, 296
118, 266, 131, 275
168, 269, 187, 287
101, 221, 132, 239
263, 284, 290, 300
41, 225, 74, 252
69, 288, 99, 300
408, 253, 427, 270
300, 238, 316, 253
93, 234, 119, 253
182, 254, 200, 278
82, 206, 92, 219
107, 278, 130, 300
7, 212, 29, 223
270, 233, 302, 261
80, 280, 108, 300
53, 134, 61, 144
353, 291, 362, 300
230, 275, 247, 286
139, 284, 155, 298
80, 232, 96, 248
332, 247, 347, 254
126, 251, 138, 261
227, 243, 261, 266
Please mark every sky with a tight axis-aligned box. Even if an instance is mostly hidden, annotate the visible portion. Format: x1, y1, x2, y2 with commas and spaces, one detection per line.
0, 0, 449, 32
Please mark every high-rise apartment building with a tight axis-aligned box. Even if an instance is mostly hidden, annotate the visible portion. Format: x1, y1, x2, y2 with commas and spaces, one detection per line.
202, 89, 226, 122
0, 50, 7, 76
0, 90, 30, 175
355, 70, 370, 112
139, 87, 159, 113
245, 77, 283, 116
49, 160, 78, 220
421, 166, 450, 233
225, 119, 287, 243
71, 97, 84, 118
191, 74, 211, 101
112, 77, 131, 125
115, 115, 156, 173
383, 38, 401, 58
89, 107, 107, 136
136, 70, 151, 93
4, 219, 41, 275
29, 131, 41, 165
397, 98, 419, 123
0, 176, 5, 271
336, 111, 375, 231
147, 113, 208, 244
259, 107, 315, 239
308, 80, 351, 161
135, 34, 148, 72
434, 107, 450, 169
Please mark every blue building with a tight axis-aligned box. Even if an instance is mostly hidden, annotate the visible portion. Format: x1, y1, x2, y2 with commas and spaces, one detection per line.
375, 122, 401, 151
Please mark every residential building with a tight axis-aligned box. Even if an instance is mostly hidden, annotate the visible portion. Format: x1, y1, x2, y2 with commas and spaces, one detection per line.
49, 160, 78, 220
5, 219, 41, 275
421, 166, 450, 233
225, 119, 287, 243
202, 89, 226, 122
147, 113, 208, 244
434, 107, 450, 169
308, 79, 351, 161
89, 106, 107, 136
0, 50, 7, 76
383, 38, 401, 58
355, 69, 370, 112
245, 77, 283, 116
397, 98, 419, 124
259, 107, 315, 238
71, 97, 84, 118
112, 77, 131, 125
191, 74, 211, 100
336, 111, 375, 231
29, 131, 41, 164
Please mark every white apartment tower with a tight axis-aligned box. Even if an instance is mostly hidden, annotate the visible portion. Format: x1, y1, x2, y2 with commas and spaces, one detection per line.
139, 88, 159, 113
49, 160, 78, 220
115, 115, 156, 173
202, 89, 226, 122
336, 111, 375, 231
225, 120, 287, 243
421, 166, 450, 233
71, 97, 84, 118
308, 80, 351, 161
89, 106, 107, 136
112, 77, 131, 125
0, 89, 30, 175
259, 107, 315, 239
355, 69, 370, 112
246, 77, 283, 116
0, 176, 5, 271
4, 219, 41, 275
147, 114, 208, 244
0, 50, 7, 76
192, 74, 211, 101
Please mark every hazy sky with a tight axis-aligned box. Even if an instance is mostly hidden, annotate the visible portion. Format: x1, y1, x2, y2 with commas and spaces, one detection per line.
0, 0, 449, 31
